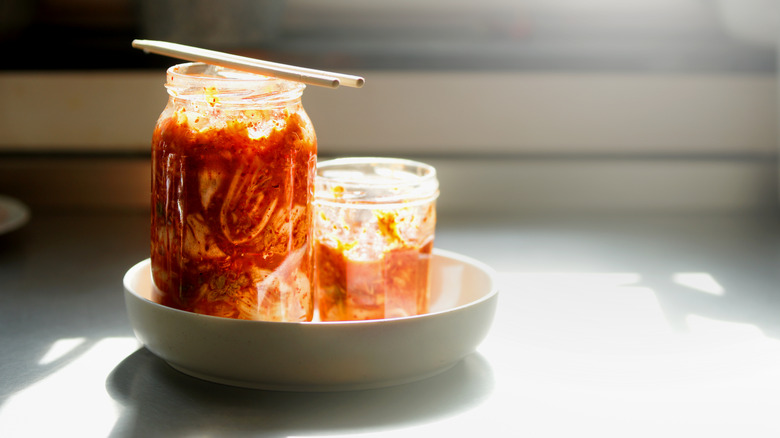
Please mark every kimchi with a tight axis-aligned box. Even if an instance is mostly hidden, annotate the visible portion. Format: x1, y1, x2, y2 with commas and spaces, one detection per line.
150, 63, 316, 321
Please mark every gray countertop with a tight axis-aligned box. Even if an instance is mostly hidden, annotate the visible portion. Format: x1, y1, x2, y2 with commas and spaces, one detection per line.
1, 210, 779, 437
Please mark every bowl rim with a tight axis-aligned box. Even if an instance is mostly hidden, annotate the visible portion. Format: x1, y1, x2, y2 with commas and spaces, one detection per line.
123, 248, 498, 326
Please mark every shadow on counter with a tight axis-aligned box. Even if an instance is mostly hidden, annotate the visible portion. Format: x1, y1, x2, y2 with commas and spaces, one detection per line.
106, 348, 494, 437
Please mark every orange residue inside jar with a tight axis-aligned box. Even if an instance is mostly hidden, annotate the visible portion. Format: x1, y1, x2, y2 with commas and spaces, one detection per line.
204, 86, 219, 106
314, 206, 435, 321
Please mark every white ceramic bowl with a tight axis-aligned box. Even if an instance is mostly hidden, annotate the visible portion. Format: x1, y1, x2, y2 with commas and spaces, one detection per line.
123, 248, 498, 391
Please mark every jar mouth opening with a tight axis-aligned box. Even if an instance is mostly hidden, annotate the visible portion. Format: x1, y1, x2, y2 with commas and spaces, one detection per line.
165, 62, 306, 102
315, 157, 439, 207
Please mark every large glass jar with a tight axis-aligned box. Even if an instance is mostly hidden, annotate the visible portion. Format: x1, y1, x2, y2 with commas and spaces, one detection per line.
314, 157, 439, 321
150, 62, 317, 321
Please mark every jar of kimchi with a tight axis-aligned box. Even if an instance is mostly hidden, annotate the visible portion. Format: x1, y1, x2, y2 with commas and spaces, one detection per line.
150, 62, 317, 321
313, 157, 439, 321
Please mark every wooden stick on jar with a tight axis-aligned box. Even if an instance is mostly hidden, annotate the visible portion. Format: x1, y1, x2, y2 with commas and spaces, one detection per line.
132, 39, 365, 89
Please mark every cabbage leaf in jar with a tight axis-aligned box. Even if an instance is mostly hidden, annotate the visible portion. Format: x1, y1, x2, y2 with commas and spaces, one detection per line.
150, 64, 317, 322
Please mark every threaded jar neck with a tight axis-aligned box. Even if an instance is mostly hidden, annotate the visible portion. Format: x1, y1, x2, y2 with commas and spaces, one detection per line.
165, 62, 306, 108
315, 157, 440, 209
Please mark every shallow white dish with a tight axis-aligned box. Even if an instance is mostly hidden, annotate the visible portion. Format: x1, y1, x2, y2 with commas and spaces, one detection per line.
123, 249, 498, 391
0, 195, 30, 235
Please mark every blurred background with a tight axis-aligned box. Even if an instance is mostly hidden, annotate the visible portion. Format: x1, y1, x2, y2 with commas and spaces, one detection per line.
0, 0, 778, 215
1, 0, 776, 72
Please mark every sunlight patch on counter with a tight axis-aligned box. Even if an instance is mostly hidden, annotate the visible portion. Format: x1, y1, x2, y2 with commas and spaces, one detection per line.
0, 337, 139, 438
37, 337, 86, 365
672, 272, 725, 296
465, 270, 780, 436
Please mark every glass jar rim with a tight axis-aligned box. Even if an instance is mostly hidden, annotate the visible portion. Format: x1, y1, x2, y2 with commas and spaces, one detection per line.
165, 62, 306, 102
315, 157, 439, 207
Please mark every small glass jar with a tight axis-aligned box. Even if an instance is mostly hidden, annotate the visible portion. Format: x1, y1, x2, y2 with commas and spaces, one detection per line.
314, 157, 439, 321
150, 62, 317, 321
